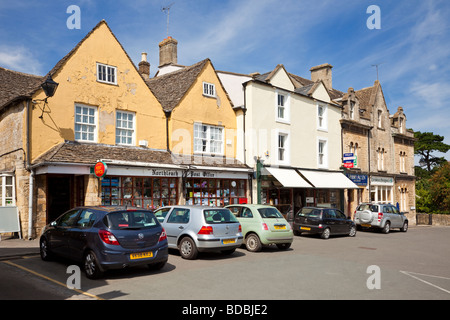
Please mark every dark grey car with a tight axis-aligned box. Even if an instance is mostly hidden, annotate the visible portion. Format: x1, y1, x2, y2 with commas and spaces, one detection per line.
40, 206, 169, 279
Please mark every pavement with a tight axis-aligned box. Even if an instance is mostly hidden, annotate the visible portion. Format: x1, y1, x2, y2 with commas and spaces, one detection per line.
0, 237, 40, 260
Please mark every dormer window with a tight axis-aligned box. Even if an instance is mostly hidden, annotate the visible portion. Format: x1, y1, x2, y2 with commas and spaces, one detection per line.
399, 117, 404, 133
97, 63, 117, 85
203, 82, 216, 97
349, 101, 355, 120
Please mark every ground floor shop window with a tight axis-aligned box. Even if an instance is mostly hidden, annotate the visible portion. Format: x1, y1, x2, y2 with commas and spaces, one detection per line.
370, 185, 393, 204
101, 176, 178, 209
185, 178, 247, 206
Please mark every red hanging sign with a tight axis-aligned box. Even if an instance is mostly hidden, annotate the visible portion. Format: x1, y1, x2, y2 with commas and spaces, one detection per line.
94, 161, 107, 178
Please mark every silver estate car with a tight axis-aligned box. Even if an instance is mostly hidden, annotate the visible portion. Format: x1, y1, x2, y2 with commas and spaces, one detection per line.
354, 203, 408, 234
154, 206, 243, 259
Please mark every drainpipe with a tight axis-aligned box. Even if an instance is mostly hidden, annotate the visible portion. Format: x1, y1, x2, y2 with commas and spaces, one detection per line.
25, 99, 34, 239
164, 110, 171, 152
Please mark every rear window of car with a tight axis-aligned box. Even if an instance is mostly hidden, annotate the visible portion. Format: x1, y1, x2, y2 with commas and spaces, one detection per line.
104, 210, 158, 230
258, 207, 284, 219
204, 209, 239, 224
297, 208, 321, 218
357, 204, 378, 212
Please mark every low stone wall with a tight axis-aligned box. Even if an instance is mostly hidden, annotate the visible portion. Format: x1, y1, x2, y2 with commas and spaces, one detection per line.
416, 213, 450, 226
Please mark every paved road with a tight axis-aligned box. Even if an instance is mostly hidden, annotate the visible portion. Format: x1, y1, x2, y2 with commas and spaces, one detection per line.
1, 226, 449, 301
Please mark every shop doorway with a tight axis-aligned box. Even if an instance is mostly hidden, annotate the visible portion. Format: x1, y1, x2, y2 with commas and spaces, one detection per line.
47, 176, 72, 222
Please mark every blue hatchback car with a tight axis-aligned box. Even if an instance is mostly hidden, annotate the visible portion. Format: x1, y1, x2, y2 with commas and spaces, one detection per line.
40, 206, 169, 279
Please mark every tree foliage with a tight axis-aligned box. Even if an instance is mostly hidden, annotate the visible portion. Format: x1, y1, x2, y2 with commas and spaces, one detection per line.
414, 131, 450, 172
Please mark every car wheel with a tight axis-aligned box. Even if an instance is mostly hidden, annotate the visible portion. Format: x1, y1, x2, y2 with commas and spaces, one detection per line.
382, 222, 390, 234
179, 237, 198, 260
349, 225, 357, 237
276, 243, 291, 250
321, 228, 331, 239
245, 233, 262, 252
39, 238, 53, 261
84, 250, 103, 279
401, 221, 408, 232
293, 230, 301, 236
148, 259, 167, 270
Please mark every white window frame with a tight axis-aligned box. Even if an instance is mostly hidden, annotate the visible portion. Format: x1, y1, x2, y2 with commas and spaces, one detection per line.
0, 174, 15, 207
194, 123, 224, 155
75, 104, 98, 142
202, 82, 216, 98
116, 110, 136, 146
317, 104, 328, 131
275, 90, 290, 123
97, 62, 117, 85
318, 137, 328, 168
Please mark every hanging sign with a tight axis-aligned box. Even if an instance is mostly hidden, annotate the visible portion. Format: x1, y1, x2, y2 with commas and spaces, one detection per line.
94, 161, 108, 178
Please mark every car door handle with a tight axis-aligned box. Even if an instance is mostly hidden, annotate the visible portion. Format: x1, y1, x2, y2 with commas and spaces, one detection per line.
178, 226, 184, 230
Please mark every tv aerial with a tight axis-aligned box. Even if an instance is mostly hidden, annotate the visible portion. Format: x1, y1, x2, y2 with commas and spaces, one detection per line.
371, 62, 385, 81
161, 2, 175, 37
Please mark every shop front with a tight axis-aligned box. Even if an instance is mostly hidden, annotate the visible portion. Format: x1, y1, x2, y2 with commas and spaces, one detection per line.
260, 166, 359, 221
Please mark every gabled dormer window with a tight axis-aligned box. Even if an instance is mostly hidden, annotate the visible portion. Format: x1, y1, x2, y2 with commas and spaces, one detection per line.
203, 82, 216, 97
97, 63, 117, 85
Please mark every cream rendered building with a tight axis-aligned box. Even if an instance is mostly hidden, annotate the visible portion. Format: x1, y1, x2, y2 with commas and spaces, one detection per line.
218, 64, 357, 218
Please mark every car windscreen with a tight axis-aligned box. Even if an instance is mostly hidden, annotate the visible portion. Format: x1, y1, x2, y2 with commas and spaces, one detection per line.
297, 208, 321, 218
204, 209, 239, 224
104, 211, 158, 230
258, 207, 284, 218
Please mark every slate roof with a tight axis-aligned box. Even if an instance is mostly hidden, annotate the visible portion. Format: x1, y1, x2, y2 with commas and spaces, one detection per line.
0, 67, 44, 111
33, 140, 249, 169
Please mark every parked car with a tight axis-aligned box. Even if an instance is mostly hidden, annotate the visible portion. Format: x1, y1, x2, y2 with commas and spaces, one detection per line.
226, 204, 293, 252
154, 206, 243, 259
40, 206, 168, 279
354, 203, 408, 233
293, 207, 356, 239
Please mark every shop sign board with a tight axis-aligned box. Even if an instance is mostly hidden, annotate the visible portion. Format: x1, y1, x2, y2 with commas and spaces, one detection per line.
343, 153, 357, 168
346, 173, 368, 186
93, 161, 108, 178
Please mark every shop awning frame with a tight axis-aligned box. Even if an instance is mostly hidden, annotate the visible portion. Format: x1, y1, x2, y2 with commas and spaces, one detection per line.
263, 167, 313, 188
298, 169, 359, 189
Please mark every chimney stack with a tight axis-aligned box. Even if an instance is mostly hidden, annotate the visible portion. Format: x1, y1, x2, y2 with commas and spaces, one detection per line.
138, 52, 150, 78
310, 63, 333, 90
159, 36, 178, 67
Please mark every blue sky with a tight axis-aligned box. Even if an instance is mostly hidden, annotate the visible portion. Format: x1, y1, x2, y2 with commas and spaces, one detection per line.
1, 0, 449, 161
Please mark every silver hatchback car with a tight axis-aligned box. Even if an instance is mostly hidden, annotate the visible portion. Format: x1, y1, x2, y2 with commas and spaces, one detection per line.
154, 206, 243, 259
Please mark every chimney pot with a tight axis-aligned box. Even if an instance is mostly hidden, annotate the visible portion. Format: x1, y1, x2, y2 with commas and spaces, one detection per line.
138, 52, 150, 78
159, 37, 178, 67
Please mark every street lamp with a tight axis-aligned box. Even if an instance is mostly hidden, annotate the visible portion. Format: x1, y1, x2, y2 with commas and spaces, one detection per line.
41, 74, 59, 98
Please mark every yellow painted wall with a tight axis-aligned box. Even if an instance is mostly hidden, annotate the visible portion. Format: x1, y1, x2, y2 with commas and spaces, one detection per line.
28, 22, 166, 162
169, 61, 237, 158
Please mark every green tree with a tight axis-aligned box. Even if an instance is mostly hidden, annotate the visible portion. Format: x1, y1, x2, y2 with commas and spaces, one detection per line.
429, 161, 450, 214
414, 131, 450, 172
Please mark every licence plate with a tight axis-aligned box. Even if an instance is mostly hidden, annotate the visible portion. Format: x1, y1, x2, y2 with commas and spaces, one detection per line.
274, 225, 286, 230
222, 238, 236, 244
361, 224, 371, 228
129, 251, 153, 260
300, 226, 311, 231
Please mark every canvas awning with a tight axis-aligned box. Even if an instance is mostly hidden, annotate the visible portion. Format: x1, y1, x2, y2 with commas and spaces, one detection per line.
298, 170, 359, 189
264, 167, 313, 188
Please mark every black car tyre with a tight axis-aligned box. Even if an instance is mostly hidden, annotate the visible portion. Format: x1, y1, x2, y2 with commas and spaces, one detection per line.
84, 250, 103, 279
381, 222, 390, 234
179, 237, 198, 260
276, 243, 291, 250
148, 259, 167, 270
320, 228, 331, 239
401, 221, 408, 232
349, 225, 357, 237
40, 238, 53, 261
245, 233, 262, 252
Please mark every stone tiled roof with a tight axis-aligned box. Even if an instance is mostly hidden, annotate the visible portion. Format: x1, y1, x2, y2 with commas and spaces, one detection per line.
145, 59, 209, 112
0, 67, 44, 110
33, 141, 249, 169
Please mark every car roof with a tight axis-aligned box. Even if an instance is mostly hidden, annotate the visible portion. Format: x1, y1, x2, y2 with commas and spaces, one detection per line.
73, 206, 153, 213
158, 205, 230, 210
225, 204, 274, 208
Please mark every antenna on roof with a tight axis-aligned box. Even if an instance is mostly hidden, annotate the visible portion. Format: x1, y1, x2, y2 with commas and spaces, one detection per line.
161, 2, 175, 38
371, 62, 384, 81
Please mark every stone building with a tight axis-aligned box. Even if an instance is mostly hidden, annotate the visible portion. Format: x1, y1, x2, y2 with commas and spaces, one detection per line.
339, 80, 416, 221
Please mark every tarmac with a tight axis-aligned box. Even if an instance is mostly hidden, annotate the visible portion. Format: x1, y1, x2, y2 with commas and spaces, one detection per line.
0, 237, 40, 260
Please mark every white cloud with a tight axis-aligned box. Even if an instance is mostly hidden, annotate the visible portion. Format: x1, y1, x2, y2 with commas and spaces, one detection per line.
0, 45, 43, 75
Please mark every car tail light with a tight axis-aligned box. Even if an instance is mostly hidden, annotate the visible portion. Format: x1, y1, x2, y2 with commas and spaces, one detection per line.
159, 228, 167, 242
239, 224, 242, 233
99, 229, 119, 245
378, 212, 383, 222
198, 226, 213, 235
262, 223, 269, 231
